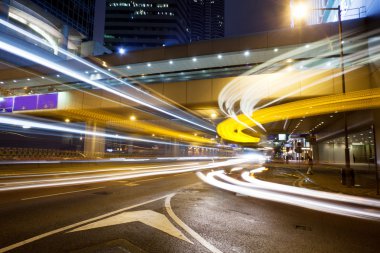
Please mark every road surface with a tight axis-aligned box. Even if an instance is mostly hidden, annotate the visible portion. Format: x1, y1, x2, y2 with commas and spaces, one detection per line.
0, 161, 379, 253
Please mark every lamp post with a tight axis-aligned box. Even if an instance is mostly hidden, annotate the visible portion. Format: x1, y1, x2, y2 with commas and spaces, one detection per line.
291, 4, 354, 186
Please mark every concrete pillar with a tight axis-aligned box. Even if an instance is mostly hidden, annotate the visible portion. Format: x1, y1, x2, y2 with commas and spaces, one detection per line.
84, 121, 105, 158
0, 0, 10, 20
128, 141, 133, 155
372, 110, 380, 194
60, 24, 69, 50
172, 139, 180, 157
373, 110, 380, 167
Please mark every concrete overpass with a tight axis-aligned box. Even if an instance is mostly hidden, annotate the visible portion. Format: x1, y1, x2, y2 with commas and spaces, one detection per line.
1, 16, 380, 164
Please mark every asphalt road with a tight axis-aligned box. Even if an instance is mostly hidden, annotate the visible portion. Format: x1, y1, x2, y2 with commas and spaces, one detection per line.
0, 162, 379, 253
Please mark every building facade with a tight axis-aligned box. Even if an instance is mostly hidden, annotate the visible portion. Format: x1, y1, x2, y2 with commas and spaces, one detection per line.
104, 0, 225, 52
30, 0, 96, 40
190, 0, 224, 42
104, 0, 191, 52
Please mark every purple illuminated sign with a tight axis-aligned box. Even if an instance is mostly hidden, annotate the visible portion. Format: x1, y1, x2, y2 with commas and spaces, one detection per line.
37, 93, 58, 109
0, 97, 13, 113
1, 93, 58, 112
13, 95, 38, 111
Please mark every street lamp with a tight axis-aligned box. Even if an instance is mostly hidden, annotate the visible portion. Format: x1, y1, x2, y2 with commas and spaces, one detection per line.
290, 2, 308, 20
291, 3, 353, 186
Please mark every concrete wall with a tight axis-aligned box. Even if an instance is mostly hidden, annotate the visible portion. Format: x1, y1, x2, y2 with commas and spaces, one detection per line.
147, 65, 371, 107
56, 64, 373, 110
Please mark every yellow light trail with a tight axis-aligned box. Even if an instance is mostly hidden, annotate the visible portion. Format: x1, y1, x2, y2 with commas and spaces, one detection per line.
19, 109, 216, 144
217, 87, 380, 143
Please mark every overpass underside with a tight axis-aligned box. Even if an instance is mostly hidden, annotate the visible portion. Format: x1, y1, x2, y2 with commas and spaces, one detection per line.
1, 16, 380, 163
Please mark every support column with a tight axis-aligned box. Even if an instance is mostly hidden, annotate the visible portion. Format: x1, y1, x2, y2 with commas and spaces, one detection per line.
173, 139, 180, 157
372, 110, 380, 194
84, 121, 105, 158
60, 24, 69, 51
311, 144, 317, 162
373, 111, 380, 165
128, 141, 133, 156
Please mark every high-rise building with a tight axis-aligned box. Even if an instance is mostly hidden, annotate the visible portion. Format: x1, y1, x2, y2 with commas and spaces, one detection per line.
190, 0, 224, 42
30, 0, 96, 40
104, 0, 191, 52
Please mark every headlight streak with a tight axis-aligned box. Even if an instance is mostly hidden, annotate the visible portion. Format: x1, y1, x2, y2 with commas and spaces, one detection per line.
0, 116, 179, 146
243, 38, 375, 113
0, 116, 229, 153
196, 170, 380, 220
0, 19, 215, 133
0, 163, 201, 179
240, 169, 380, 208
245, 167, 380, 207
217, 29, 380, 142
60, 109, 215, 144
0, 158, 248, 191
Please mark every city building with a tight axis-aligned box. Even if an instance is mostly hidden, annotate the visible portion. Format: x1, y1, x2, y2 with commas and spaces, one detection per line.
104, 0, 191, 52
0, 0, 86, 54
190, 0, 224, 42
0, 0, 110, 56
29, 0, 96, 40
29, 0, 110, 56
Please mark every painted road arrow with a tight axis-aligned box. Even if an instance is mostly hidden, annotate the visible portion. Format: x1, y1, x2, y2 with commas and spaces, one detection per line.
68, 210, 193, 244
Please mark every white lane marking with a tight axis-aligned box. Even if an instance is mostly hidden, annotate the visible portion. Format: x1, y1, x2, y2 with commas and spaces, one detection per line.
68, 210, 193, 243
21, 187, 105, 200
165, 194, 223, 253
0, 194, 172, 253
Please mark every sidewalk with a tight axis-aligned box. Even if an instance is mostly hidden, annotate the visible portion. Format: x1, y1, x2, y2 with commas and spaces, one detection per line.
264, 161, 380, 199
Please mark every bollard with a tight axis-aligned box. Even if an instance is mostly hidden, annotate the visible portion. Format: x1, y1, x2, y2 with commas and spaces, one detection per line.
349, 169, 355, 186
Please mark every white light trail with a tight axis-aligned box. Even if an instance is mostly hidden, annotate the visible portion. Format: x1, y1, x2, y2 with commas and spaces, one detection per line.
0, 158, 248, 191
0, 116, 179, 146
218, 29, 380, 132
0, 19, 215, 132
197, 170, 380, 220
240, 169, 380, 208
0, 163, 201, 179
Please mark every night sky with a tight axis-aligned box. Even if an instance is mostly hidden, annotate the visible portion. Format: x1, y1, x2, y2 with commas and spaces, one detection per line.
225, 0, 291, 37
